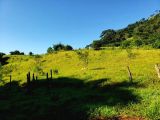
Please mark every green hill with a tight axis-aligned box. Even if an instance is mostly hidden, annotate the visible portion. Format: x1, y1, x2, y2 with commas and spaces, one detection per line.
1, 49, 160, 120
89, 12, 160, 49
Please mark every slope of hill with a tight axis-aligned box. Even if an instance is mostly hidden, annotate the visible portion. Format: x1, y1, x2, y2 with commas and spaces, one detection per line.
89, 12, 160, 49
0, 49, 160, 120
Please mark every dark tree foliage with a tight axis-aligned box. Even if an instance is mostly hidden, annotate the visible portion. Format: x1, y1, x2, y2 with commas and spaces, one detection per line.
47, 47, 53, 54
65, 45, 73, 51
10, 50, 24, 55
47, 43, 73, 53
0, 52, 9, 66
0, 52, 5, 59
53, 43, 66, 51
91, 40, 102, 50
29, 52, 33, 56
90, 12, 160, 49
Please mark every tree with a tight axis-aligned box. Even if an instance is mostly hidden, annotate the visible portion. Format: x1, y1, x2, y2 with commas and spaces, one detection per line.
89, 12, 160, 48
10, 50, 24, 55
47, 43, 74, 52
53, 43, 65, 51
100, 29, 117, 44
121, 40, 131, 48
29, 52, 33, 56
100, 29, 116, 38
153, 40, 160, 48
91, 40, 102, 50
65, 45, 73, 50
133, 39, 143, 47
85, 44, 91, 49
20, 52, 24, 55
0, 52, 5, 59
47, 47, 53, 54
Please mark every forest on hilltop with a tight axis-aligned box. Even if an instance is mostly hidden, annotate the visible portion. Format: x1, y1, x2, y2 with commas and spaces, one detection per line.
88, 11, 160, 49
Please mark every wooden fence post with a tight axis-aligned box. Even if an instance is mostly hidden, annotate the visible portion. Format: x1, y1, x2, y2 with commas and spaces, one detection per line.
155, 64, 160, 78
32, 73, 35, 81
127, 66, 133, 83
46, 73, 49, 80
50, 69, 52, 80
28, 72, 31, 84
46, 72, 50, 89
10, 75, 12, 87
27, 72, 31, 93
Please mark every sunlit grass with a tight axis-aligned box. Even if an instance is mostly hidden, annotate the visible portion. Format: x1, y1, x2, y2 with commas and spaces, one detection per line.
1, 49, 160, 119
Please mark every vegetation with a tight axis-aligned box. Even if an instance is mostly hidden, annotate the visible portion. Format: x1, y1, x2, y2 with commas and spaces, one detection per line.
47, 43, 73, 53
1, 49, 160, 120
29, 52, 34, 56
10, 50, 25, 55
0, 52, 5, 58
75, 50, 89, 69
0, 52, 9, 66
89, 12, 160, 49
0, 63, 2, 81
1, 11, 160, 120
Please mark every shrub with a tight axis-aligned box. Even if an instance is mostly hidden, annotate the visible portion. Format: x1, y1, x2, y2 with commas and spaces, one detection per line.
76, 50, 89, 69
152, 40, 160, 48
33, 55, 44, 75
132, 39, 143, 47
121, 40, 131, 48
126, 49, 136, 59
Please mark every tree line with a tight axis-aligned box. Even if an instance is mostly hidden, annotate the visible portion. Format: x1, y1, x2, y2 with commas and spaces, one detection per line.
87, 11, 160, 50
0, 43, 73, 57
47, 43, 73, 53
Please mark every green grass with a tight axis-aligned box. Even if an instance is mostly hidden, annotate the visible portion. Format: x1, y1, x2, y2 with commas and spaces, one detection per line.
1, 49, 160, 120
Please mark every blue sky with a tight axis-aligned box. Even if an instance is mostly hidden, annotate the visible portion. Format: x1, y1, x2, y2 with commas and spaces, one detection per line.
0, 0, 159, 54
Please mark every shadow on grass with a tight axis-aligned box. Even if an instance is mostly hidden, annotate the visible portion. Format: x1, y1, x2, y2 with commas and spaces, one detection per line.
0, 56, 9, 65
0, 77, 142, 120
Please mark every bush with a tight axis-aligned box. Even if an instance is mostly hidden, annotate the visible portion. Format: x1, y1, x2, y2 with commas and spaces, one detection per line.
121, 40, 131, 48
33, 55, 44, 76
152, 40, 160, 48
132, 39, 143, 47
76, 50, 89, 69
126, 49, 136, 58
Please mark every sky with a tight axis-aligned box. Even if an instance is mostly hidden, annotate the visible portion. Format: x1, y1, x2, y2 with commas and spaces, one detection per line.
0, 0, 160, 54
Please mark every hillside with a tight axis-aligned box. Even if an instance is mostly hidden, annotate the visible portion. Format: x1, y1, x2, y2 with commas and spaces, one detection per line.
1, 49, 160, 120
89, 12, 160, 49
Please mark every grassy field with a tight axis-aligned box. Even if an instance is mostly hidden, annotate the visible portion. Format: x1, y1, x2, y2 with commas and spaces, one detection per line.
1, 49, 160, 120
